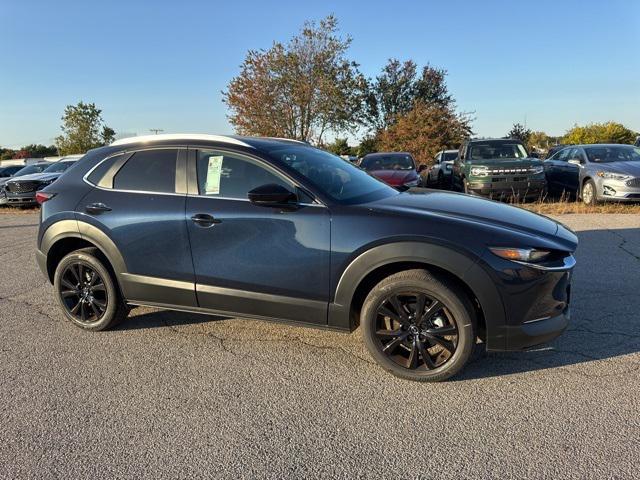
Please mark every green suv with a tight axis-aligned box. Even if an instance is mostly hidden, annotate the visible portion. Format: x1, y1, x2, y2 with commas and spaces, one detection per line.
452, 138, 546, 200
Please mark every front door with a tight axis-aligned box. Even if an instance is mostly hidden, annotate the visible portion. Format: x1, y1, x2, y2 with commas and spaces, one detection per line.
185, 148, 331, 325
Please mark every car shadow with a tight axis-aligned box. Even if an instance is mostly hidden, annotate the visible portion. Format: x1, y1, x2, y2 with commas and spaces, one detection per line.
115, 309, 232, 330
114, 226, 639, 380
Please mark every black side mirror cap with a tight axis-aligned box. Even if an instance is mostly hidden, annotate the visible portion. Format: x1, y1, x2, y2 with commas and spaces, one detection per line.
248, 183, 296, 207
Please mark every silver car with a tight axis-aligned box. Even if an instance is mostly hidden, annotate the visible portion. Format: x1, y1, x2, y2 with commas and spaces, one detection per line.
544, 144, 640, 205
420, 149, 458, 188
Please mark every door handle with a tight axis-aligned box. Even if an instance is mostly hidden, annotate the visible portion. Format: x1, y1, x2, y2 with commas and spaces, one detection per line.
191, 213, 222, 227
85, 202, 112, 214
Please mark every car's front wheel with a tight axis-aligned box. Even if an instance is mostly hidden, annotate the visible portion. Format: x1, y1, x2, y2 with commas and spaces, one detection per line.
53, 248, 129, 331
581, 179, 598, 206
361, 269, 476, 382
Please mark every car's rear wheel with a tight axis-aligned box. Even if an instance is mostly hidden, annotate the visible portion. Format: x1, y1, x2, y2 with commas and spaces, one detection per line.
54, 248, 129, 331
582, 179, 598, 206
361, 269, 476, 382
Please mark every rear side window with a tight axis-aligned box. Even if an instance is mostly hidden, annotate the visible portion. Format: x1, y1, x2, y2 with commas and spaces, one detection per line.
113, 149, 177, 193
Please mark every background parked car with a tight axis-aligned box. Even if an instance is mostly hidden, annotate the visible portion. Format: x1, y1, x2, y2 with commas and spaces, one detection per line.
451, 138, 546, 200
421, 149, 458, 188
0, 162, 52, 206
2, 156, 81, 207
544, 144, 640, 205
359, 152, 421, 190
0, 165, 24, 178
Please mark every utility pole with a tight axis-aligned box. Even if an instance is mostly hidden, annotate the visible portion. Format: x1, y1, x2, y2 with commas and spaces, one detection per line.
149, 129, 164, 135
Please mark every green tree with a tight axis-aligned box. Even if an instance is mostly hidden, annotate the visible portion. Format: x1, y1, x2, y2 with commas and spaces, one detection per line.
377, 101, 472, 166
356, 136, 378, 158
507, 123, 532, 144
563, 122, 637, 145
365, 60, 456, 132
326, 138, 353, 156
20, 144, 58, 157
223, 15, 366, 143
527, 131, 550, 152
55, 101, 115, 155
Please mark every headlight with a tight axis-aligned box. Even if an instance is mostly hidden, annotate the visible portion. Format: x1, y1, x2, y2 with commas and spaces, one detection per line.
530, 166, 544, 175
596, 171, 631, 181
403, 179, 419, 187
489, 247, 551, 263
445, 164, 452, 170
471, 167, 489, 177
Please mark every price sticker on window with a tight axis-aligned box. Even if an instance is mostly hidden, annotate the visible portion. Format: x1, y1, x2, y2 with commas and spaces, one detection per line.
205, 156, 223, 195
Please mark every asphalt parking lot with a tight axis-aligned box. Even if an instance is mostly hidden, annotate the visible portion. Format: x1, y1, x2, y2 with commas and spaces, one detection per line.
1, 212, 639, 479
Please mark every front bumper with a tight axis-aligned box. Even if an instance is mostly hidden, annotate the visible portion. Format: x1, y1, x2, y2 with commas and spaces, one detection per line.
3, 191, 37, 206
485, 253, 575, 351
598, 179, 640, 202
467, 179, 546, 198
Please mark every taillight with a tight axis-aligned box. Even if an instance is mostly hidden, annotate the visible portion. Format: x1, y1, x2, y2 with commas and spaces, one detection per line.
35, 191, 56, 204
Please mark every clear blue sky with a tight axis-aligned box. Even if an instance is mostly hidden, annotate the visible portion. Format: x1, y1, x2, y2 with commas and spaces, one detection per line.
1, 0, 639, 148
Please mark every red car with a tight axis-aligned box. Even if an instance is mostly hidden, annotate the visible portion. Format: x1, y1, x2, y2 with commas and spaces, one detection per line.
359, 152, 422, 189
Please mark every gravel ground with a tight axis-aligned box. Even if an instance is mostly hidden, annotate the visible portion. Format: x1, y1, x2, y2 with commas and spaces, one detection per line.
1, 213, 639, 479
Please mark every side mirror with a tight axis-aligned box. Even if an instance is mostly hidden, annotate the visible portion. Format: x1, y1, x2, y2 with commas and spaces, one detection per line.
248, 183, 296, 206
417, 164, 427, 173
568, 159, 581, 167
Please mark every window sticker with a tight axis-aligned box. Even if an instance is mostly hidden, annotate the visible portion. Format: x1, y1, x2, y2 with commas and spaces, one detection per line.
205, 156, 224, 194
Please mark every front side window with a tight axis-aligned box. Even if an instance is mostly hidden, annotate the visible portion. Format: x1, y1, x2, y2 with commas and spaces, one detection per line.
196, 150, 291, 199
468, 142, 528, 161
265, 145, 398, 205
113, 149, 177, 193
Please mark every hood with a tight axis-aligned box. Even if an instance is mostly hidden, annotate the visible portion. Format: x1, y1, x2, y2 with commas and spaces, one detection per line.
8, 172, 62, 183
593, 161, 640, 176
367, 189, 565, 239
370, 169, 418, 186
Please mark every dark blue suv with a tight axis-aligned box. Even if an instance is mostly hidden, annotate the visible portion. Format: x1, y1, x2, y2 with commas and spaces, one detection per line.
36, 135, 578, 381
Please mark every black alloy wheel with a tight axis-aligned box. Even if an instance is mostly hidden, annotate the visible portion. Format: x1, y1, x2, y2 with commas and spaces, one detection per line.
374, 292, 458, 370
59, 262, 108, 323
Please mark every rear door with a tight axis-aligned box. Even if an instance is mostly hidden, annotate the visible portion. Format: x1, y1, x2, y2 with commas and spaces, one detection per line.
185, 148, 331, 325
78, 148, 197, 307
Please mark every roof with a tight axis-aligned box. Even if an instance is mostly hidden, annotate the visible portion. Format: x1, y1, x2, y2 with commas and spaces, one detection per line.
110, 134, 307, 149
467, 138, 525, 144
363, 152, 413, 157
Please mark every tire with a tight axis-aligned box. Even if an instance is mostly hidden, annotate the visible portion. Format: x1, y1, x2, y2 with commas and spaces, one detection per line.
53, 248, 129, 331
437, 172, 444, 189
581, 179, 598, 206
361, 269, 476, 382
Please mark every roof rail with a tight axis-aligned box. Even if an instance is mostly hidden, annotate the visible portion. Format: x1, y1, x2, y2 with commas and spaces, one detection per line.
111, 134, 254, 148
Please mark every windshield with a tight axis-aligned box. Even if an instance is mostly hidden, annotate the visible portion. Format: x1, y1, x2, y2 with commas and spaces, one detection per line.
264, 145, 398, 205
43, 161, 74, 173
442, 152, 458, 162
14, 163, 50, 176
360, 154, 415, 171
585, 146, 640, 163
468, 142, 528, 161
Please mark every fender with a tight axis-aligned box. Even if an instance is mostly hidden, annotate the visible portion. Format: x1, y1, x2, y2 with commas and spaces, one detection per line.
39, 218, 128, 289
327, 241, 507, 350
